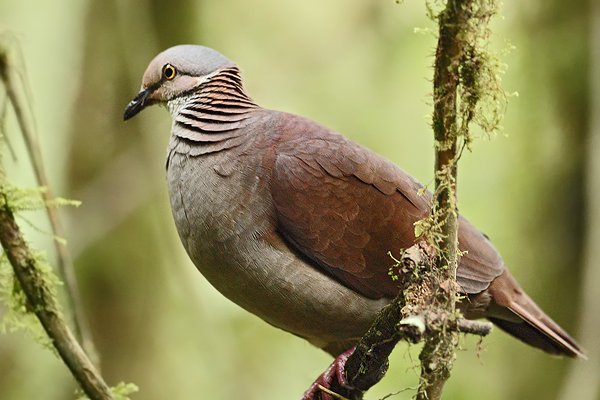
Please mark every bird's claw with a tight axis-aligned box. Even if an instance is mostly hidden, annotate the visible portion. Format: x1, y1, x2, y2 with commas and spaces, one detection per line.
301, 347, 355, 400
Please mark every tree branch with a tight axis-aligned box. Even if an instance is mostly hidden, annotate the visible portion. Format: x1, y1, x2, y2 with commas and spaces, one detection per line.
327, 243, 492, 400
416, 0, 470, 397
0, 39, 115, 400
0, 41, 97, 361
415, 0, 501, 396
0, 198, 113, 400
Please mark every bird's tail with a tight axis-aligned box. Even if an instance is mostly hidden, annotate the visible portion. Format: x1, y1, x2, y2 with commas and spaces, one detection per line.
487, 270, 586, 359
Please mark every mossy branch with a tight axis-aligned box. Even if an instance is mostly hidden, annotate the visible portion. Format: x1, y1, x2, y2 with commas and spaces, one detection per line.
0, 194, 114, 399
0, 38, 136, 400
313, 1, 503, 398
0, 39, 97, 360
418, 0, 501, 398
327, 243, 492, 400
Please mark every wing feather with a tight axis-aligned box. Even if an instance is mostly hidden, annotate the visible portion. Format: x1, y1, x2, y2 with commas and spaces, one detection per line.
271, 114, 504, 298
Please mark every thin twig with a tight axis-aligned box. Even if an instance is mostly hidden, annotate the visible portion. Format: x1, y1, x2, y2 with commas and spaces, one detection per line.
455, 319, 493, 336
0, 42, 97, 361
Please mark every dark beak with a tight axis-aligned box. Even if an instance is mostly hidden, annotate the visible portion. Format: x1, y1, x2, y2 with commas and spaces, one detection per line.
123, 87, 152, 120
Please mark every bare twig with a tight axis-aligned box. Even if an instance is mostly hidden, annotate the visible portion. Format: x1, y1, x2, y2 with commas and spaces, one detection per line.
0, 41, 97, 361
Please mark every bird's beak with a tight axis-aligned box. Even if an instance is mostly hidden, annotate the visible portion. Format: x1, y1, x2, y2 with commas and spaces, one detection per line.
123, 87, 152, 120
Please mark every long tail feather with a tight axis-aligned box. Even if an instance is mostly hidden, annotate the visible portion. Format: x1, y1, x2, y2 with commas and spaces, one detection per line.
487, 270, 586, 358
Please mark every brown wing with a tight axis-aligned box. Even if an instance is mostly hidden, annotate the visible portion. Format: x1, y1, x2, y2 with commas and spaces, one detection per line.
270, 113, 504, 298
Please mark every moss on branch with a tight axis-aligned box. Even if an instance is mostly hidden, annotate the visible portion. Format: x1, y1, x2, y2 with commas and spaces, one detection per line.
326, 243, 492, 400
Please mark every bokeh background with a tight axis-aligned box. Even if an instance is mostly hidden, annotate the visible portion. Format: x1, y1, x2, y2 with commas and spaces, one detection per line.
0, 0, 598, 399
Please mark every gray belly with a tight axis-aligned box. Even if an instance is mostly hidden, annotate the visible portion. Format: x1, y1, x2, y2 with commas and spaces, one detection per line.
166, 147, 388, 351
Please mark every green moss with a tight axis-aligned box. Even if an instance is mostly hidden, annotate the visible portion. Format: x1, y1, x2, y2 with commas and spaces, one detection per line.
0, 251, 59, 350
76, 382, 139, 400
0, 184, 81, 212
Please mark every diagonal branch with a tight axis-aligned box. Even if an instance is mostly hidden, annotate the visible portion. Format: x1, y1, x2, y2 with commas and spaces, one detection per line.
0, 41, 97, 361
328, 243, 492, 400
0, 194, 113, 400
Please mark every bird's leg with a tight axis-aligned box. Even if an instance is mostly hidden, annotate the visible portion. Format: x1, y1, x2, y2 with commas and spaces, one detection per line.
301, 347, 355, 400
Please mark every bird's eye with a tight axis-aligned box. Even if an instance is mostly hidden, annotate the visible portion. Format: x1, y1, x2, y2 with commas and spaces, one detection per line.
162, 64, 176, 80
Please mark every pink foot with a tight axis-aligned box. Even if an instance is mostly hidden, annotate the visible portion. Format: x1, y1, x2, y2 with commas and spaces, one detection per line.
301, 347, 355, 400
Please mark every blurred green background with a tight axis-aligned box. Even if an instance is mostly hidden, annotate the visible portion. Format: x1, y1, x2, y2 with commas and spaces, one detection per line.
0, 0, 597, 399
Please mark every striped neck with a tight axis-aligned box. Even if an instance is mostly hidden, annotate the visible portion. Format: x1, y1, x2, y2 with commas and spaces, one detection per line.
169, 66, 259, 155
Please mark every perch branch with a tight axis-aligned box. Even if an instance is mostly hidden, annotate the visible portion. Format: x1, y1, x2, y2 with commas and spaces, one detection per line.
416, 0, 497, 397
314, 1, 501, 397
327, 243, 492, 400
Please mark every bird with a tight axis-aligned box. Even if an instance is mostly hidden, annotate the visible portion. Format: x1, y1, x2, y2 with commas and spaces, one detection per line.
124, 44, 585, 398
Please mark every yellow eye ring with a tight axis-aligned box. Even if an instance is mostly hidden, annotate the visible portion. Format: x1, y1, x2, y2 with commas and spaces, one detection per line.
162, 64, 176, 80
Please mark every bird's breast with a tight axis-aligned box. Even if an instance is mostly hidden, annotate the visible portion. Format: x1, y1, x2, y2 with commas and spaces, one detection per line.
166, 138, 274, 250
165, 139, 388, 350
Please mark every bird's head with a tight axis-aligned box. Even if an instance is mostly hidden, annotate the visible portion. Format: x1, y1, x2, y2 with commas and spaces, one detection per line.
123, 45, 235, 120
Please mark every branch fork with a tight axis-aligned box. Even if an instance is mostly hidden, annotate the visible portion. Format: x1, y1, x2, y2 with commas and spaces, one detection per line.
325, 242, 492, 400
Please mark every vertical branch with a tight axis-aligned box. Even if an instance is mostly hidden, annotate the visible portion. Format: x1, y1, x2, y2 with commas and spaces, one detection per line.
0, 42, 97, 361
416, 2, 465, 397
318, 1, 503, 398
431, 0, 469, 278
418, 0, 499, 398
